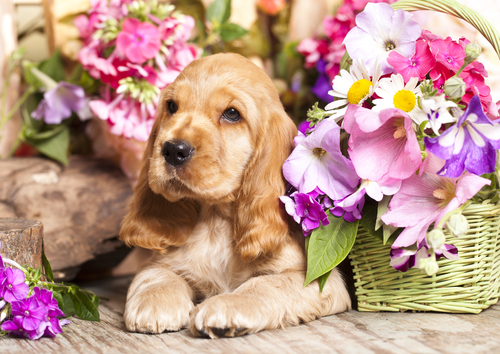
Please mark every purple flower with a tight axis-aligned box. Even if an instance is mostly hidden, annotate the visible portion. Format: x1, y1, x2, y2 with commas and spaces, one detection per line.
390, 240, 459, 273
0, 268, 29, 303
283, 119, 360, 201
311, 60, 333, 102
31, 82, 86, 125
1, 316, 46, 340
425, 95, 500, 177
280, 192, 330, 236
34, 287, 63, 315
11, 296, 48, 331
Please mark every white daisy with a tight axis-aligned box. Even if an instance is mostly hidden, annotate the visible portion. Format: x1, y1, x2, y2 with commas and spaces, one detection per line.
324, 59, 381, 122
419, 94, 458, 135
373, 74, 427, 125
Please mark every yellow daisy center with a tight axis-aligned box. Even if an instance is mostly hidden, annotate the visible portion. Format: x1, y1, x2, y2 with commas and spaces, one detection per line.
393, 90, 416, 112
347, 79, 372, 105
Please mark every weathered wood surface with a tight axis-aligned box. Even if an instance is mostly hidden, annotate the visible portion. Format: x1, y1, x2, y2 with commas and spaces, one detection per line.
0, 156, 133, 278
1, 276, 499, 354
0, 218, 43, 268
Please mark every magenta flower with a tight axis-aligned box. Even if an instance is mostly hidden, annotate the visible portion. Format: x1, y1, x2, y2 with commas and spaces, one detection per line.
388, 39, 436, 82
429, 38, 465, 72
344, 105, 422, 184
425, 96, 500, 177
116, 18, 161, 64
31, 82, 86, 125
381, 153, 490, 249
11, 296, 48, 331
1, 316, 46, 340
390, 239, 459, 272
280, 192, 330, 236
283, 119, 360, 201
0, 268, 29, 302
343, 2, 421, 75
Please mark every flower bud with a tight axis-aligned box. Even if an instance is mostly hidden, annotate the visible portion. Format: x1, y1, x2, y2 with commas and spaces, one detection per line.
446, 214, 469, 237
426, 228, 446, 249
465, 42, 481, 62
422, 258, 440, 276
443, 76, 466, 100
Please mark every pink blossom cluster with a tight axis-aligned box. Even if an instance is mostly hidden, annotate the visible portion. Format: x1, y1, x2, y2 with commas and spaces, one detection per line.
75, 0, 199, 142
388, 31, 497, 118
296, 0, 396, 101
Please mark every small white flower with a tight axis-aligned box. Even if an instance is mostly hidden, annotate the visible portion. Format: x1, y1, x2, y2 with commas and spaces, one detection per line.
419, 94, 458, 135
324, 59, 381, 122
373, 74, 427, 125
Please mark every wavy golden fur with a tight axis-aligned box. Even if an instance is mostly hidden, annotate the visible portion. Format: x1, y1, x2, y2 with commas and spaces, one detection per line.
120, 53, 351, 338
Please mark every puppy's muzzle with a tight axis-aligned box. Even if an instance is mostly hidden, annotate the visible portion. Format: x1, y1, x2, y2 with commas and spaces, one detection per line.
162, 140, 194, 166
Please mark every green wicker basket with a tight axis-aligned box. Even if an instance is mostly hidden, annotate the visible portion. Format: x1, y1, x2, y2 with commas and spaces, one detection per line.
349, 202, 500, 313
348, 0, 500, 314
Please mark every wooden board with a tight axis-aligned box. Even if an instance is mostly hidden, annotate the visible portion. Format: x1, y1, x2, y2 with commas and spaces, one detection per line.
0, 218, 43, 269
1, 276, 499, 353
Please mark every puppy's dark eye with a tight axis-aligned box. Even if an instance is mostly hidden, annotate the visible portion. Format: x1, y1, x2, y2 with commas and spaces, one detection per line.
222, 108, 241, 122
167, 100, 178, 115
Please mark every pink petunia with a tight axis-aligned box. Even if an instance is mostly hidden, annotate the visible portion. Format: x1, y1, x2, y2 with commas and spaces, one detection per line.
344, 105, 422, 184
116, 18, 161, 64
381, 153, 491, 249
388, 39, 435, 81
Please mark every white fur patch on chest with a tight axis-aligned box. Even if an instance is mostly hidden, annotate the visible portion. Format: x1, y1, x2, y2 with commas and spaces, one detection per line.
164, 212, 251, 298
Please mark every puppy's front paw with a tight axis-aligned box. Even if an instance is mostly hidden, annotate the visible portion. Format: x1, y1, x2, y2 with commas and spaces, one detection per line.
190, 294, 266, 338
124, 287, 194, 333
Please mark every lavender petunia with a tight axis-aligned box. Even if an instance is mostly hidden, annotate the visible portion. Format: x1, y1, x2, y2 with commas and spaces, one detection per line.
32, 82, 86, 125
343, 2, 421, 75
283, 119, 360, 201
425, 95, 500, 177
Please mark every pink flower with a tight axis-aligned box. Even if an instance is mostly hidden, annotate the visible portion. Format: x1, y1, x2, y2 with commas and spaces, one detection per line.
257, 0, 286, 15
388, 39, 435, 81
297, 39, 329, 69
382, 153, 491, 249
116, 18, 161, 64
344, 105, 422, 184
429, 38, 465, 72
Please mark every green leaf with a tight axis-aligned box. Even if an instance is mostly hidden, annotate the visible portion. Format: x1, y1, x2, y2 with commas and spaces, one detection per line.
219, 23, 248, 42
360, 198, 401, 245
206, 0, 231, 24
304, 212, 359, 286
70, 288, 100, 322
39, 49, 65, 82
53, 291, 64, 311
318, 269, 332, 292
42, 238, 54, 282
62, 293, 76, 317
91, 294, 100, 309
26, 126, 70, 165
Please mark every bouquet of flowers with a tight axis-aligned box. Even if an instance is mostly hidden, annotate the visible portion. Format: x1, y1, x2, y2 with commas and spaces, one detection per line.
281, 1, 500, 290
74, 0, 199, 144
0, 243, 99, 339
296, 0, 397, 102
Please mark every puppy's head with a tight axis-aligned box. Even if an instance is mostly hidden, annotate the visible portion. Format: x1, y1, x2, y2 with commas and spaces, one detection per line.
120, 53, 297, 261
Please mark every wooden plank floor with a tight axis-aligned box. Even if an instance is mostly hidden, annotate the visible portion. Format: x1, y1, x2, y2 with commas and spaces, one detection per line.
1, 276, 500, 354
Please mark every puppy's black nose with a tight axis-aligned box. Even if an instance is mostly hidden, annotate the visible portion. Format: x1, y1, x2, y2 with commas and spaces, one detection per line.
162, 140, 194, 166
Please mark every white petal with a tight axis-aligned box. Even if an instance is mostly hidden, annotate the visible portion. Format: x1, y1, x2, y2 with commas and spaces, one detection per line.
466, 124, 485, 147
452, 126, 465, 155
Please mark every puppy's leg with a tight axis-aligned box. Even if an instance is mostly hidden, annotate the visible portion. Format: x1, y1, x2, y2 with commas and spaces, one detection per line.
124, 264, 195, 333
190, 268, 350, 338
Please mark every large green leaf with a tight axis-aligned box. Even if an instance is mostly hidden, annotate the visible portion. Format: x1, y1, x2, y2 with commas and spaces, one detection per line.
41, 239, 54, 282
39, 49, 65, 82
206, 0, 231, 24
305, 212, 359, 286
70, 287, 100, 322
219, 23, 248, 42
27, 126, 70, 165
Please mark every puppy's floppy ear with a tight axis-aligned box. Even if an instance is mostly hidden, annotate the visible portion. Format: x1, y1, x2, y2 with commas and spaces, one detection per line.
233, 104, 297, 262
119, 123, 198, 251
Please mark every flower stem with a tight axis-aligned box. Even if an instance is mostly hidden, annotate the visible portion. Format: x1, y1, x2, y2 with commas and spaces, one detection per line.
0, 86, 36, 144
436, 200, 471, 229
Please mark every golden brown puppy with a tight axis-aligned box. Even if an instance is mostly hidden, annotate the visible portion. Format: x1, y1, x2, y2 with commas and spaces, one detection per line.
119, 53, 351, 338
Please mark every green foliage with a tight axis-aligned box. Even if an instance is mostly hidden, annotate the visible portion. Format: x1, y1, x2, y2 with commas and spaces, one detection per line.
360, 198, 401, 245
206, 0, 231, 24
305, 211, 359, 288
219, 23, 248, 42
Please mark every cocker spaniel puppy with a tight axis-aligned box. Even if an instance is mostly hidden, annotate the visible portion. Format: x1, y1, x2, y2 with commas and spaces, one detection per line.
119, 53, 351, 338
